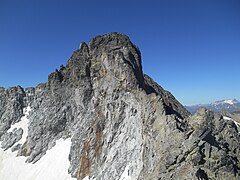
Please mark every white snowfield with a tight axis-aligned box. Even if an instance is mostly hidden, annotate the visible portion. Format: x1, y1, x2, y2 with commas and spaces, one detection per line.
213, 99, 238, 105
223, 99, 237, 105
0, 106, 76, 180
7, 106, 31, 145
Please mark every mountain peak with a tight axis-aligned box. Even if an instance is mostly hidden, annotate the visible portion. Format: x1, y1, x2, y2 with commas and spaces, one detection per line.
212, 99, 239, 105
49, 32, 146, 93
89, 32, 132, 47
1, 33, 239, 180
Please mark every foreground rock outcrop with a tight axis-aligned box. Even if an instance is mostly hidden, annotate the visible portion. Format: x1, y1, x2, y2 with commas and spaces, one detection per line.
0, 32, 239, 180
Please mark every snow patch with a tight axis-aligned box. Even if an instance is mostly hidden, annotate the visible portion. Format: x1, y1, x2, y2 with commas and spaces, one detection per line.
213, 99, 238, 105
0, 138, 75, 180
7, 106, 31, 145
223, 100, 235, 105
223, 116, 240, 130
223, 116, 231, 121
119, 164, 131, 180
82, 176, 96, 180
1, 106, 75, 180
234, 120, 240, 128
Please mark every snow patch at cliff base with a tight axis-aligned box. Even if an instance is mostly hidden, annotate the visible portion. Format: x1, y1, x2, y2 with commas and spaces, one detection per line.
0, 138, 75, 180
7, 106, 31, 145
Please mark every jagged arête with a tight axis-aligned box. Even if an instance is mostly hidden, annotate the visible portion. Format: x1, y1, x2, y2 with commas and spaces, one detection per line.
0, 32, 239, 180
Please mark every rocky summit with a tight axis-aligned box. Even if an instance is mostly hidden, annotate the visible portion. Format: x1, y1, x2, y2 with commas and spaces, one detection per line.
0, 32, 239, 180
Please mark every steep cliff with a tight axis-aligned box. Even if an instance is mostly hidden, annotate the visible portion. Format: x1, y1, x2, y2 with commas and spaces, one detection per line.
0, 33, 239, 180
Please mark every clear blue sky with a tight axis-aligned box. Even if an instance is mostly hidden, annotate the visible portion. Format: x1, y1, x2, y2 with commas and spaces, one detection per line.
0, 0, 240, 105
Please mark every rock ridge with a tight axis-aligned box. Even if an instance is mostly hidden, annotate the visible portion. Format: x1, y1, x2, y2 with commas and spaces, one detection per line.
0, 32, 239, 180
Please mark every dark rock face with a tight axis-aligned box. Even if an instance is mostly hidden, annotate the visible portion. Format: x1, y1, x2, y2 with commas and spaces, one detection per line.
0, 32, 239, 180
0, 86, 26, 137
144, 74, 190, 119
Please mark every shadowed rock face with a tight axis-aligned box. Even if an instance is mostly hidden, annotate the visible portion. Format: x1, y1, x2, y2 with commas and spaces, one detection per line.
0, 32, 239, 180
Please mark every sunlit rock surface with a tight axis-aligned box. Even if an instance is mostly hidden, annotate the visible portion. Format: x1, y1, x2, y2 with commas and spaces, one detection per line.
0, 33, 239, 180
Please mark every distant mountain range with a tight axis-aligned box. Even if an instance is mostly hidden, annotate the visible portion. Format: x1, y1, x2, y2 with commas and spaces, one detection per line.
185, 99, 240, 114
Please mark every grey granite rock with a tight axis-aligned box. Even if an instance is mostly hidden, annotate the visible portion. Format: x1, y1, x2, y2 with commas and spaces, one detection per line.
1, 128, 23, 150
0, 33, 239, 180
0, 86, 26, 137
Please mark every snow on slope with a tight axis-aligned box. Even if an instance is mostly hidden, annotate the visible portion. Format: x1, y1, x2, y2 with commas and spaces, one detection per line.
0, 106, 75, 180
213, 99, 238, 105
7, 106, 31, 145
186, 99, 240, 114
223, 100, 236, 105
119, 164, 131, 180
223, 116, 240, 133
0, 138, 75, 180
